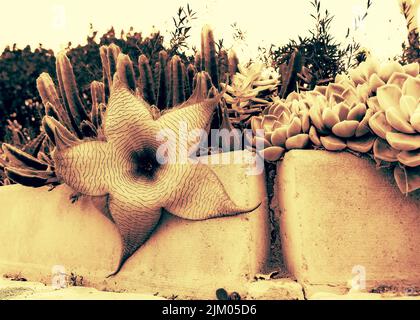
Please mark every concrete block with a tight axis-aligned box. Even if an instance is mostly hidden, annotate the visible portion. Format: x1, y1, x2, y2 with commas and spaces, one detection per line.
246, 279, 304, 300
0, 150, 269, 299
278, 150, 420, 293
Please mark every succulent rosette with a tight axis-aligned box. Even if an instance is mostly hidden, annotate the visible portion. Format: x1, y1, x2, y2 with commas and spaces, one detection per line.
368, 70, 420, 193
221, 63, 279, 124
311, 58, 420, 193
301, 86, 375, 153
250, 96, 311, 162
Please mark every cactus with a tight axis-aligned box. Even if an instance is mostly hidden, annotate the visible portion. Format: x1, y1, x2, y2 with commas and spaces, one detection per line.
36, 72, 73, 130
90, 81, 106, 129
182, 62, 191, 99
191, 71, 216, 100
116, 53, 136, 92
169, 55, 186, 106
56, 52, 90, 137
138, 54, 156, 105
201, 25, 219, 89
186, 64, 197, 98
155, 50, 169, 110
228, 49, 239, 79
218, 49, 229, 84
279, 49, 304, 98
194, 51, 202, 72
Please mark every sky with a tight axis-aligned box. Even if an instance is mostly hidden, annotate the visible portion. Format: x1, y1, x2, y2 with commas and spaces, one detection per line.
0, 0, 418, 62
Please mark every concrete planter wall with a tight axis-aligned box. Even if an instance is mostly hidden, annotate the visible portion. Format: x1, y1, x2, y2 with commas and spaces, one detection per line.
278, 150, 420, 296
1, 149, 419, 299
0, 151, 270, 299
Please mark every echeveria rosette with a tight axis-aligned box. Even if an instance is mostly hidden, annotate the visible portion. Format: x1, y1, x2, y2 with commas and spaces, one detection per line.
250, 98, 311, 162
302, 88, 376, 154
368, 74, 420, 193
43, 78, 259, 275
331, 57, 419, 111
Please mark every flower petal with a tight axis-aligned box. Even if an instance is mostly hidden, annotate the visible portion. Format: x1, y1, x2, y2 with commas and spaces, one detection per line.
52, 140, 112, 196
162, 162, 260, 220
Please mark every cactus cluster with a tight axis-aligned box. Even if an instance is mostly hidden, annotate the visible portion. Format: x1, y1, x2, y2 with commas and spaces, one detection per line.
1, 48, 216, 188
1, 24, 243, 187
97, 25, 239, 113
250, 57, 420, 193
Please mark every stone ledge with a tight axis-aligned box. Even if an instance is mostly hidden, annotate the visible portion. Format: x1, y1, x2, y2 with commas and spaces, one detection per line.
0, 150, 269, 299
0, 278, 164, 300
246, 279, 304, 300
277, 150, 420, 294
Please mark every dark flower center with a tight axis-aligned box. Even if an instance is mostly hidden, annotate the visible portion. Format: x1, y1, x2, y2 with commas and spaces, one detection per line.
131, 147, 160, 179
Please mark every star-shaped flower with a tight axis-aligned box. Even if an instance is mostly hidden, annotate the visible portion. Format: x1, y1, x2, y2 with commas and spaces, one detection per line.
43, 77, 259, 275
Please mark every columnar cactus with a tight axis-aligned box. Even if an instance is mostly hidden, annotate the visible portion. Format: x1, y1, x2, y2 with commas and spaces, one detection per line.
201, 24, 219, 89
116, 54, 136, 92
218, 49, 229, 84
279, 49, 304, 98
155, 50, 169, 109
169, 55, 186, 106
228, 49, 239, 79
